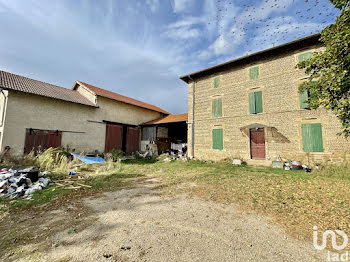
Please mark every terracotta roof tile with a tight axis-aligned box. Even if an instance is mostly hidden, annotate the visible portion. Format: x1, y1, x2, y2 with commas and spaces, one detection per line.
76, 81, 170, 115
0, 70, 96, 107
142, 113, 188, 125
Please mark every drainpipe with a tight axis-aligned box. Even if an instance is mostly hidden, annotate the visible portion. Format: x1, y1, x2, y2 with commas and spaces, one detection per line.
0, 89, 7, 127
188, 75, 195, 158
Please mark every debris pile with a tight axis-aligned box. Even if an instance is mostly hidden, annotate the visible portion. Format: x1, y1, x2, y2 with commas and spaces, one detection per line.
272, 160, 312, 172
0, 166, 50, 199
54, 175, 91, 190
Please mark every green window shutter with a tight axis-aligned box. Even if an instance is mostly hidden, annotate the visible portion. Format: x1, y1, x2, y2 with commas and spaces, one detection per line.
302, 123, 324, 152
212, 99, 217, 118
212, 129, 223, 150
311, 123, 324, 152
298, 52, 312, 62
255, 91, 263, 113
213, 76, 220, 88
302, 124, 313, 152
212, 98, 222, 118
249, 92, 256, 114
249, 66, 259, 80
217, 98, 222, 117
299, 89, 309, 109
249, 92, 263, 114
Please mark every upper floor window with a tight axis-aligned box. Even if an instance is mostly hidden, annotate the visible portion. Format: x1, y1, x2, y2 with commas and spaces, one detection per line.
249, 66, 259, 80
299, 89, 310, 109
212, 98, 222, 118
213, 76, 220, 88
299, 81, 317, 109
249, 91, 263, 114
298, 52, 312, 63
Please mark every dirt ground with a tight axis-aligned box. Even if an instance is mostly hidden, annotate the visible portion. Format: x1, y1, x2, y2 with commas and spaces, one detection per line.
2, 175, 327, 262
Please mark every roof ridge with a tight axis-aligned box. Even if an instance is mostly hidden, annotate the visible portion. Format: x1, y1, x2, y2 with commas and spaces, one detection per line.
0, 70, 72, 92
0, 70, 96, 107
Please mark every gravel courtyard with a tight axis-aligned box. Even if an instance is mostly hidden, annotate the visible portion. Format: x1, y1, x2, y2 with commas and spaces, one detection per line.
13, 176, 326, 262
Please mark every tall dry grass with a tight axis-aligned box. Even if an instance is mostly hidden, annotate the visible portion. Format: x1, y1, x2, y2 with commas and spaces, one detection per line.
4, 148, 75, 179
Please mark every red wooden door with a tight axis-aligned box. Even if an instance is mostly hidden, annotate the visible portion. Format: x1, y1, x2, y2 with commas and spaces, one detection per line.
250, 128, 266, 159
126, 127, 139, 155
48, 131, 62, 148
105, 124, 123, 153
24, 129, 62, 154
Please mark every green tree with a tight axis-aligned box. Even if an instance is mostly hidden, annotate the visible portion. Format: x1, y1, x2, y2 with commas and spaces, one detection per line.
297, 0, 350, 136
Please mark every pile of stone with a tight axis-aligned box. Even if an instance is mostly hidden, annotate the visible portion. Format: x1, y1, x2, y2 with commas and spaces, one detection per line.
0, 166, 50, 199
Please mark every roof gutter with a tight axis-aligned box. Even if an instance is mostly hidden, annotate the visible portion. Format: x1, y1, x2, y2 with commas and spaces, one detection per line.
180, 33, 321, 83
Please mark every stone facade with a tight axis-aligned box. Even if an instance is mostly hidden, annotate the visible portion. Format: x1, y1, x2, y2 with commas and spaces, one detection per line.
187, 42, 350, 165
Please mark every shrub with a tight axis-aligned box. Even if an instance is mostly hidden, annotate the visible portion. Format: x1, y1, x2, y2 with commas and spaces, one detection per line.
106, 149, 123, 162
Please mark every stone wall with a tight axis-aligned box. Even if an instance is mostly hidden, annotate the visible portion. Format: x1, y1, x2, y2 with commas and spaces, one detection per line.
187, 44, 350, 165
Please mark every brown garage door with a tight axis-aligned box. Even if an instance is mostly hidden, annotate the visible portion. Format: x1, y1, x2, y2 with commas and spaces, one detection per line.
126, 127, 139, 155
105, 124, 123, 153
24, 129, 62, 154
250, 128, 265, 159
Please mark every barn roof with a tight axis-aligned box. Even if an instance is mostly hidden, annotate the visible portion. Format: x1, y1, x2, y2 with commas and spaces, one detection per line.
0, 70, 96, 107
75, 81, 170, 115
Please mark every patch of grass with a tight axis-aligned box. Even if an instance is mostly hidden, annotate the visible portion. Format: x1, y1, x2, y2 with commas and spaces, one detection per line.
0, 166, 143, 212
68, 226, 78, 234
0, 185, 69, 209
84, 172, 143, 191
119, 159, 350, 245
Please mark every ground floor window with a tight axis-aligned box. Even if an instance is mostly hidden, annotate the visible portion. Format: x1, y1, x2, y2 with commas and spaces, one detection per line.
301, 123, 324, 152
212, 128, 223, 150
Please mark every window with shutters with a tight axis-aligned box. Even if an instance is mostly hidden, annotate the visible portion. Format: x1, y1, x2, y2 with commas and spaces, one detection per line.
249, 66, 259, 80
298, 52, 312, 62
301, 123, 324, 152
299, 81, 317, 109
213, 76, 220, 88
212, 128, 223, 150
212, 98, 222, 118
249, 91, 263, 114
299, 89, 310, 109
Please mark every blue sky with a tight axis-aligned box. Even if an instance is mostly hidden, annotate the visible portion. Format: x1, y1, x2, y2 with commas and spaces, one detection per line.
0, 0, 339, 114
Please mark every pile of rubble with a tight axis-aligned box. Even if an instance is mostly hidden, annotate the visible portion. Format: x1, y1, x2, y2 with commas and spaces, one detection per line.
0, 166, 50, 199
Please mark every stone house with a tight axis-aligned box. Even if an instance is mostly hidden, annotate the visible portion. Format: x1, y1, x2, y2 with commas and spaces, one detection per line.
0, 70, 169, 156
180, 34, 350, 165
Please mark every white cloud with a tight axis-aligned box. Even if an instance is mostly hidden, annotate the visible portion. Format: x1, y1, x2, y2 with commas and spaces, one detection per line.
0, 0, 337, 114
165, 27, 200, 39
168, 16, 204, 29
172, 0, 194, 13
146, 0, 159, 13
165, 16, 205, 40
0, 0, 190, 113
